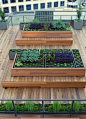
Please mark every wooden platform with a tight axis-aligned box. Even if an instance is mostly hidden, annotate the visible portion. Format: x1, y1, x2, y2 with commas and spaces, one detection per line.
16, 30, 73, 45
0, 25, 86, 103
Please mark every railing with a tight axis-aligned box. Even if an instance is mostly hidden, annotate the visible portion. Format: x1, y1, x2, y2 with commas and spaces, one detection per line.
0, 99, 86, 117
7, 10, 86, 26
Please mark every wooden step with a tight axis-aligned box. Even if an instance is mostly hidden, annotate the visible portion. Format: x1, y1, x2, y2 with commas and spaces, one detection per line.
2, 81, 86, 88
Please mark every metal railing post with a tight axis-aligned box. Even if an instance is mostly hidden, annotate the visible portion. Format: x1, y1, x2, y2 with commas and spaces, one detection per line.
69, 101, 74, 117
11, 16, 13, 26
23, 16, 24, 22
42, 101, 44, 117
71, 16, 72, 26
12, 100, 17, 117
60, 15, 61, 20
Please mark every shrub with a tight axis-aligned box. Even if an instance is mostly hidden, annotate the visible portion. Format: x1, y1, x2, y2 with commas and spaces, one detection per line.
73, 101, 80, 112
25, 101, 34, 112
76, 3, 83, 21
5, 102, 13, 111
53, 101, 61, 113
0, 9, 6, 20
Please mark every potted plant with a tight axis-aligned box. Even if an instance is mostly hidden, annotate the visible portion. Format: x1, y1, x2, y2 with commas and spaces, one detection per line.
0, 9, 9, 30
74, 3, 83, 30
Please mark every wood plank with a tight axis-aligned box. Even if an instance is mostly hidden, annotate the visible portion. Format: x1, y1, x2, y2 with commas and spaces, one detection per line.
11, 68, 85, 77
2, 81, 86, 88
22, 31, 73, 38
16, 39, 73, 45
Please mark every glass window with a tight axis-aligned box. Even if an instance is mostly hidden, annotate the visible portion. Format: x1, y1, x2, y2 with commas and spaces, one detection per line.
4, 7, 9, 13
33, 4, 38, 9
60, 1, 65, 6
26, 0, 31, 1
26, 4, 31, 10
18, 0, 23, 2
19, 5, 24, 11
2, 0, 8, 4
40, 3, 45, 9
54, 2, 58, 7
10, 0, 16, 3
47, 2, 52, 8
11, 6, 16, 12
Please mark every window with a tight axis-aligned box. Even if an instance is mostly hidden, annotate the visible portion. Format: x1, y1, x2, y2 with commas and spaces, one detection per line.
4, 7, 9, 13
18, 0, 23, 2
19, 5, 24, 11
67, 4, 71, 7
26, 0, 31, 1
60, 1, 65, 6
76, 5, 77, 8
26, 4, 31, 10
33, 4, 38, 9
10, 0, 16, 3
11, 6, 16, 12
47, 2, 52, 8
2, 0, 8, 4
40, 3, 45, 9
54, 2, 58, 7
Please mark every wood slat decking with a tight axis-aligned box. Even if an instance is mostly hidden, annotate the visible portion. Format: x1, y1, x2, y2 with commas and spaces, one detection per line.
0, 25, 86, 104
16, 30, 73, 45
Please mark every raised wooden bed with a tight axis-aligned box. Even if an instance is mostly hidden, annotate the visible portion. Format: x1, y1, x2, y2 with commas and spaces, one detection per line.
11, 54, 85, 77
16, 30, 73, 45
22, 25, 73, 38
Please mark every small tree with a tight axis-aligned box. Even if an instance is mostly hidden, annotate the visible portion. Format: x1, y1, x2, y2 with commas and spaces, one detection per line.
76, 3, 83, 21
0, 9, 6, 20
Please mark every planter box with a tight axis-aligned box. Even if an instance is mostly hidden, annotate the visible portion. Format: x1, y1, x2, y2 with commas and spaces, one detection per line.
0, 110, 86, 116
22, 25, 73, 38
74, 20, 83, 30
20, 24, 24, 30
9, 52, 15, 60
0, 20, 9, 30
11, 54, 85, 77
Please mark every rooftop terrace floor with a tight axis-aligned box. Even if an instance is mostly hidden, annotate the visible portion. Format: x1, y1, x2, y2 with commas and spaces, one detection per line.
0, 25, 86, 104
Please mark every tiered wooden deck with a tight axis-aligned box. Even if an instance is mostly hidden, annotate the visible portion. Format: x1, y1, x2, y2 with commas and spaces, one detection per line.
0, 25, 86, 103
16, 30, 73, 45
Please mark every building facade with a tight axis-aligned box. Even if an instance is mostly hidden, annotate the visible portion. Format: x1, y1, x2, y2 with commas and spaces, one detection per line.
0, 0, 78, 13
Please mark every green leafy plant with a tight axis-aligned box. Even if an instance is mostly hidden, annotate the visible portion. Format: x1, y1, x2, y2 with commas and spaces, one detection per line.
25, 101, 34, 112
15, 61, 23, 67
5, 102, 13, 111
53, 101, 61, 113
66, 27, 71, 31
21, 50, 40, 63
45, 21, 48, 30
33, 19, 40, 25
